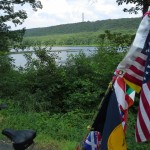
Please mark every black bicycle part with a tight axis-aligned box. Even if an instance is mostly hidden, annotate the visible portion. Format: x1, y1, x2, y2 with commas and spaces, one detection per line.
0, 103, 7, 110
2, 129, 36, 150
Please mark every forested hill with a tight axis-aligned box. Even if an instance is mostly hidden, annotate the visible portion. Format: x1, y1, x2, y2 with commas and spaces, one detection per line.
25, 17, 141, 37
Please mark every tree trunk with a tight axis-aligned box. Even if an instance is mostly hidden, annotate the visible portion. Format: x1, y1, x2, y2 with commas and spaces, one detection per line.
143, 0, 150, 15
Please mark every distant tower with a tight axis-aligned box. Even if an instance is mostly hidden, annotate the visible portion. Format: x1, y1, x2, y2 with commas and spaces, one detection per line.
82, 13, 84, 22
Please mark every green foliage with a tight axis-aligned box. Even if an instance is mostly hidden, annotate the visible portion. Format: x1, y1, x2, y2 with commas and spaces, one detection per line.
24, 18, 140, 37
24, 30, 136, 47
100, 30, 135, 46
0, 0, 42, 52
0, 55, 20, 98
116, 0, 142, 14
12, 44, 66, 112
23, 17, 139, 46
63, 46, 125, 111
0, 31, 129, 113
0, 29, 25, 52
0, 0, 42, 27
24, 32, 100, 46
0, 100, 91, 142
116, 0, 150, 15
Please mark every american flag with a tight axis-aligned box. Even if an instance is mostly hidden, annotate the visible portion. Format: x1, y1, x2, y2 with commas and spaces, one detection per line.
135, 47, 150, 142
118, 32, 150, 94
123, 52, 147, 87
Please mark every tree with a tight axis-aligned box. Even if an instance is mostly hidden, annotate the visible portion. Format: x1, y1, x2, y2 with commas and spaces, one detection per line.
0, 0, 42, 52
116, 0, 150, 15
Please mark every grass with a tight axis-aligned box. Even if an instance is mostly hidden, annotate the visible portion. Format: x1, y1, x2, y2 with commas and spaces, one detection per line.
0, 99, 91, 149
35, 135, 77, 150
0, 99, 150, 149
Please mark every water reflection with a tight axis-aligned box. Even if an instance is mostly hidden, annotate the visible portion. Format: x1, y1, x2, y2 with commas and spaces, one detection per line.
10, 46, 97, 67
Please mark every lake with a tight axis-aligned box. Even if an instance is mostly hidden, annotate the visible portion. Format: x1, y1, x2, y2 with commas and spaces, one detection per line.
10, 46, 98, 67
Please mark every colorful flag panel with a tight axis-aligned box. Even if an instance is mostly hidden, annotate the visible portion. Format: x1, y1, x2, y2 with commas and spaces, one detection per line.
100, 89, 127, 150
136, 51, 150, 142
84, 131, 101, 150
114, 77, 135, 131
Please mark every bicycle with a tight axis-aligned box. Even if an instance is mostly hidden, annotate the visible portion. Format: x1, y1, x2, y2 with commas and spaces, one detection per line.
0, 104, 37, 150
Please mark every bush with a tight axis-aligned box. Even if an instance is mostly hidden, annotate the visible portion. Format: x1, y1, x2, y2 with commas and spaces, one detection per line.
0, 35, 127, 113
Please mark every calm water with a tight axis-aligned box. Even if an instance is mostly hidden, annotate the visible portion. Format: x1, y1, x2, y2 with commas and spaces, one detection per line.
10, 46, 98, 67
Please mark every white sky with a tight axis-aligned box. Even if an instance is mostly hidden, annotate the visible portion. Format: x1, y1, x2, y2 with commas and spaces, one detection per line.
11, 0, 142, 29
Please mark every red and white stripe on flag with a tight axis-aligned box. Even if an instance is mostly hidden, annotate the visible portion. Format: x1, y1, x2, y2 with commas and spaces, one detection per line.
123, 52, 147, 87
136, 82, 150, 142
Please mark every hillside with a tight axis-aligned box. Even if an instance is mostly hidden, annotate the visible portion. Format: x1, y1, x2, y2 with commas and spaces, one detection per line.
25, 17, 141, 37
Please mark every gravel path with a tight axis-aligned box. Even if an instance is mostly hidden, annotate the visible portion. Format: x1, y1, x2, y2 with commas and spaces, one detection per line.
0, 141, 13, 150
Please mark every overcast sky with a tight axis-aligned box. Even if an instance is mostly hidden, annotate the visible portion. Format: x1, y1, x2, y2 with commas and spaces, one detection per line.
11, 0, 142, 30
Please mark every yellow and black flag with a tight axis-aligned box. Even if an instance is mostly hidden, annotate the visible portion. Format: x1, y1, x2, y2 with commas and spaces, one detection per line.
76, 79, 129, 150
99, 88, 127, 150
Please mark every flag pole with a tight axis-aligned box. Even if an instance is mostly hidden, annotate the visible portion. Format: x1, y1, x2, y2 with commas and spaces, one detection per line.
75, 80, 114, 149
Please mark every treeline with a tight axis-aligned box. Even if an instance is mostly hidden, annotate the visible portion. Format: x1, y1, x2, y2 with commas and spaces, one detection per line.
24, 17, 141, 37
23, 30, 135, 46
24, 32, 98, 46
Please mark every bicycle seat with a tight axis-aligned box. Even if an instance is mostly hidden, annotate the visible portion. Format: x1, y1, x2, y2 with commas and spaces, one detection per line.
2, 128, 36, 145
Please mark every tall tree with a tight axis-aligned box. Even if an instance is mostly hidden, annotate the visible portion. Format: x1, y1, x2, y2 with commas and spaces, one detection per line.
116, 0, 150, 15
0, 0, 42, 52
